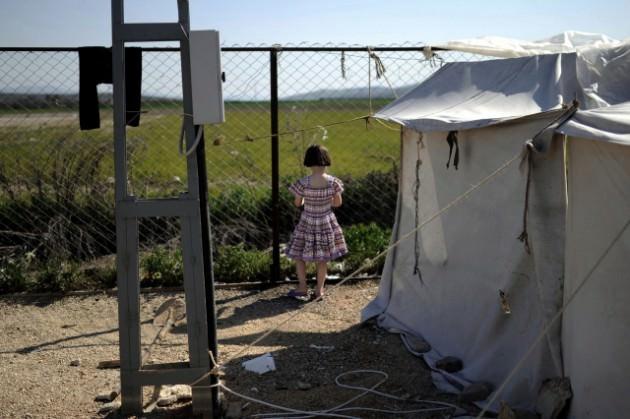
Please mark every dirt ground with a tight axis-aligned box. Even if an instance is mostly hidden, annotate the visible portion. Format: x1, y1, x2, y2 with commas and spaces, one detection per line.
0, 279, 473, 418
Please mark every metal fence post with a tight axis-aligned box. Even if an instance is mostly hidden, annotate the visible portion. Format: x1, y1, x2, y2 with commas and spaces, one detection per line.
195, 126, 220, 415
270, 48, 280, 284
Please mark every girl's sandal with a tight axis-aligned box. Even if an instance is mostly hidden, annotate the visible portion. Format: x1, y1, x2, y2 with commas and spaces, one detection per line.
287, 289, 309, 300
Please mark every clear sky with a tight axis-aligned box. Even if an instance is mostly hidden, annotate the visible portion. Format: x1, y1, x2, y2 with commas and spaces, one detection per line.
2, 0, 629, 47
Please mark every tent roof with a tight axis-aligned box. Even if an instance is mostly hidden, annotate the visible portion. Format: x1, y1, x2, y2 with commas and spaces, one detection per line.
376, 42, 630, 133
375, 53, 580, 132
558, 102, 630, 146
434, 31, 625, 59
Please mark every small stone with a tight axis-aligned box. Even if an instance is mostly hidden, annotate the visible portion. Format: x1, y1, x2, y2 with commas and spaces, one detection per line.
95, 390, 118, 402
157, 394, 178, 407
297, 381, 312, 391
435, 356, 463, 373
536, 377, 572, 419
97, 360, 120, 369
405, 334, 431, 353
69, 359, 81, 367
170, 384, 192, 402
225, 401, 242, 419
460, 382, 494, 402
98, 401, 121, 414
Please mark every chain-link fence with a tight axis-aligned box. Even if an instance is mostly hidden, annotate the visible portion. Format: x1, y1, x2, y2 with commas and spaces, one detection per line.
0, 45, 477, 289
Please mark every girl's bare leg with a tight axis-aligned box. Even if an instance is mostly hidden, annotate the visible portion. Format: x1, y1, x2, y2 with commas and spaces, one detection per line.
315, 262, 327, 297
296, 260, 308, 293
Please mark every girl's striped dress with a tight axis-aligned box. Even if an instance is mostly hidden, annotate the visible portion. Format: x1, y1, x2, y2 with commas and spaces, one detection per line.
286, 175, 348, 261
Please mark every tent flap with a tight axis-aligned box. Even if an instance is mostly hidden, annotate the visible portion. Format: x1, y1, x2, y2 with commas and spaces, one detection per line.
557, 102, 630, 146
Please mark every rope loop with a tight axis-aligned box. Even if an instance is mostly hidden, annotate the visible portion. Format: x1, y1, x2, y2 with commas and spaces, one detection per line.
178, 113, 204, 157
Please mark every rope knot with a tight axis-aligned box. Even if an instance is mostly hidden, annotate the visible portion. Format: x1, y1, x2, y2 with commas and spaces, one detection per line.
367, 47, 386, 79
208, 350, 225, 377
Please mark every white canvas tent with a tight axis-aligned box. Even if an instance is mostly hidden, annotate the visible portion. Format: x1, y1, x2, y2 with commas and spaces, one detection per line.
558, 102, 630, 419
362, 44, 630, 417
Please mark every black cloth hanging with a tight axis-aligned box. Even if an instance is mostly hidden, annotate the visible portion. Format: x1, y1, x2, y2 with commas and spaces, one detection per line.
78, 46, 142, 130
445, 130, 459, 170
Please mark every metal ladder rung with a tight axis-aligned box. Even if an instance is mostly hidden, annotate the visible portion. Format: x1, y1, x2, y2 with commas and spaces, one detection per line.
117, 197, 199, 218
124, 364, 208, 386
114, 23, 185, 42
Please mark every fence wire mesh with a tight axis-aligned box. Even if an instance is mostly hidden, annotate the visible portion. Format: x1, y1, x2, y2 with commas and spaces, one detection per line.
0, 45, 478, 290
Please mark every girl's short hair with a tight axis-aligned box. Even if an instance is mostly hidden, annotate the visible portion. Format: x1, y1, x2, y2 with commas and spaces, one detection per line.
303, 144, 331, 167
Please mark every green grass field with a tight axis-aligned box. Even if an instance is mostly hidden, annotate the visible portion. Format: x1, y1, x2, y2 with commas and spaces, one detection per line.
0, 99, 400, 198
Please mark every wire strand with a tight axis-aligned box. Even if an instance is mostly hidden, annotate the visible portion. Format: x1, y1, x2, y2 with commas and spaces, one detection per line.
240, 115, 371, 142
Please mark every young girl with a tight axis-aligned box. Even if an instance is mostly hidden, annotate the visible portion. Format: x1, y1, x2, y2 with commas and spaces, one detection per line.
286, 144, 347, 300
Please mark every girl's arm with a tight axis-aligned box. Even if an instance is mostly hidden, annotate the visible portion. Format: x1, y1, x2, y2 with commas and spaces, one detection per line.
289, 179, 305, 207
331, 177, 344, 208
331, 193, 342, 208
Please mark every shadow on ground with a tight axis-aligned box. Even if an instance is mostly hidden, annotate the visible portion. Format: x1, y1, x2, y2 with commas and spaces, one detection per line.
172, 294, 307, 334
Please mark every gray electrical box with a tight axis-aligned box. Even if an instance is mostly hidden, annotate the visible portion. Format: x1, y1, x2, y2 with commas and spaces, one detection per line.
190, 30, 225, 125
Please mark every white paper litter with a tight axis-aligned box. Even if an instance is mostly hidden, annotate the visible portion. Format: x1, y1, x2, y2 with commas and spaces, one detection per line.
242, 353, 276, 375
